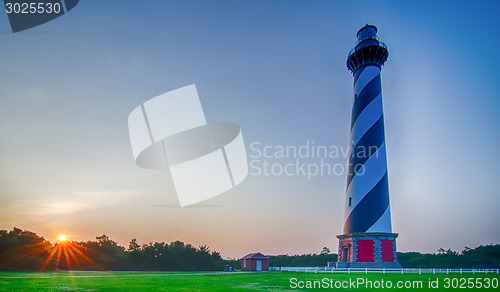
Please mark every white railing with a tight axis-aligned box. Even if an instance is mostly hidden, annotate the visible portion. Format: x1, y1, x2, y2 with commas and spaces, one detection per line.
271, 267, 500, 274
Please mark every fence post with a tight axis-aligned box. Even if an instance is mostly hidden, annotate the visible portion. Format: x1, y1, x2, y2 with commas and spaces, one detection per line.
447, 268, 449, 275
419, 268, 421, 275
433, 268, 435, 275
401, 268, 404, 274
348, 268, 350, 274
383, 268, 385, 274
365, 268, 368, 274
473, 269, 475, 274
460, 268, 462, 274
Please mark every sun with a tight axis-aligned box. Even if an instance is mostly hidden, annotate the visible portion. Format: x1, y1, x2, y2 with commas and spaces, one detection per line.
58, 235, 67, 242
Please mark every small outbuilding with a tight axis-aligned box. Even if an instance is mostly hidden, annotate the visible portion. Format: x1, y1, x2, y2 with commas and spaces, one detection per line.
240, 252, 269, 271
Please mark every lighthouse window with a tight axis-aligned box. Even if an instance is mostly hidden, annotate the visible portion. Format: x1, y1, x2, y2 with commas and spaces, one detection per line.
348, 197, 352, 206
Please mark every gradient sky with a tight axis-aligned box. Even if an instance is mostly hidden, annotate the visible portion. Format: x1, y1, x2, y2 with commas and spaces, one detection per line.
1, 0, 499, 259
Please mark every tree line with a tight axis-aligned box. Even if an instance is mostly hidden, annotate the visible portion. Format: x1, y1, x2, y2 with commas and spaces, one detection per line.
0, 228, 498, 271
268, 247, 500, 269
0, 228, 226, 271
397, 246, 500, 268
270, 246, 338, 267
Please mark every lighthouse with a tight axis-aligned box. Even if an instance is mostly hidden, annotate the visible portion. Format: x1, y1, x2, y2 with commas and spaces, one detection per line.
336, 25, 401, 269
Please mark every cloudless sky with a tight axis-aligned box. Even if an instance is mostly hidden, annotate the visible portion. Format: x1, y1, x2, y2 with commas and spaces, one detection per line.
1, 0, 499, 258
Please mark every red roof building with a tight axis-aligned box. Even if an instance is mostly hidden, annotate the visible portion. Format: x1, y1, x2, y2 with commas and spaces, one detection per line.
240, 252, 269, 271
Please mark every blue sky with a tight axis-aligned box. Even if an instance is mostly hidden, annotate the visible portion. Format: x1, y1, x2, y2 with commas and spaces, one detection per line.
1, 0, 499, 258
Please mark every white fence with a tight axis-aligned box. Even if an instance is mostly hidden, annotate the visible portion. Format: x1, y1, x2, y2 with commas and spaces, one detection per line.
269, 267, 500, 275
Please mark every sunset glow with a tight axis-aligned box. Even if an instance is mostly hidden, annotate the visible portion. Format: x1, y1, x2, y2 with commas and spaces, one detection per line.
39, 237, 101, 271
0, 0, 499, 260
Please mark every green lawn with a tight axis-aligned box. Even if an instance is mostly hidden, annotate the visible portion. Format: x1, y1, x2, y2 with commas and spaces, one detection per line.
0, 271, 498, 291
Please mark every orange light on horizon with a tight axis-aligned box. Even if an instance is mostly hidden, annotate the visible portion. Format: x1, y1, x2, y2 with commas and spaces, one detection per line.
2, 232, 101, 272
40, 238, 102, 271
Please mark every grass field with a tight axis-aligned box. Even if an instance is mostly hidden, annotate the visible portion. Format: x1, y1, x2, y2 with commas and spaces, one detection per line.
0, 271, 498, 291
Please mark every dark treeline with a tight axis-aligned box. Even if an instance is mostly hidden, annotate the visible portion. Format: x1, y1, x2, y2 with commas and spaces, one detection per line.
270, 247, 338, 267
0, 228, 226, 271
0, 228, 51, 271
398, 246, 500, 268
270, 254, 338, 267
269, 247, 500, 268
1, 228, 499, 271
